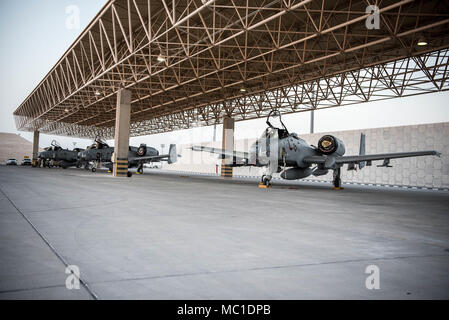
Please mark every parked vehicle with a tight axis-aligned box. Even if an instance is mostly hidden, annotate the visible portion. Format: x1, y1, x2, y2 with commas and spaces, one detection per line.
21, 158, 32, 166
6, 159, 18, 165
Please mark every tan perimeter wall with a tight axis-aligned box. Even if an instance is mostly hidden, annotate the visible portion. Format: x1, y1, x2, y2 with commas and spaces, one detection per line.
0, 133, 42, 164
165, 122, 449, 189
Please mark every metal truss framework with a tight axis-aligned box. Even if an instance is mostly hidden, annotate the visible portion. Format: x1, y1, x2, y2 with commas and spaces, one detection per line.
13, 0, 449, 139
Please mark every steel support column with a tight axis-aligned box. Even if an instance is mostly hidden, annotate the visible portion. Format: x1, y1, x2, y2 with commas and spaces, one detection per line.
32, 131, 39, 167
310, 110, 315, 134
221, 116, 234, 178
113, 89, 131, 177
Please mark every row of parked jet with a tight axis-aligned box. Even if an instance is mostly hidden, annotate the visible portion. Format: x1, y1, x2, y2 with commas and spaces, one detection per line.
37, 111, 440, 189
37, 139, 177, 174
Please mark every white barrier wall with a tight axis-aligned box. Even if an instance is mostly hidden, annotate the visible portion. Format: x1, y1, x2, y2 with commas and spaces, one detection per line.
166, 122, 449, 189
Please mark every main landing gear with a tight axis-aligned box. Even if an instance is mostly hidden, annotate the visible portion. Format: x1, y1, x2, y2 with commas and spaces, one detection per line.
136, 164, 144, 174
90, 161, 98, 172
259, 174, 272, 188
333, 168, 343, 190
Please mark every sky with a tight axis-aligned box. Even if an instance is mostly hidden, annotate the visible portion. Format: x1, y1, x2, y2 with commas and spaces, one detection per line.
1, 1, 448, 152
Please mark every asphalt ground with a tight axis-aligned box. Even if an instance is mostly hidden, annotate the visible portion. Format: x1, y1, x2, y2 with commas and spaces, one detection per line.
0, 165, 448, 299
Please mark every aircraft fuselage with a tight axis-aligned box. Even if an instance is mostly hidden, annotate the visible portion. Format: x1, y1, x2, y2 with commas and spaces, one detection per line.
249, 135, 327, 168
78, 145, 159, 167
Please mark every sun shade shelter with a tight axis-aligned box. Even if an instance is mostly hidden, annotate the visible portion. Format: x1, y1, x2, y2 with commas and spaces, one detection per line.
13, 0, 449, 174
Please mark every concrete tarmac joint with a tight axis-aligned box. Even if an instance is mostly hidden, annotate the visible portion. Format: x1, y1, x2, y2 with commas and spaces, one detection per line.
0, 165, 448, 300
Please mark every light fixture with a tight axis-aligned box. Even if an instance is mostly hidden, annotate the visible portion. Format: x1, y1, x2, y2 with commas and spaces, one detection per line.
157, 55, 166, 63
417, 36, 427, 46
240, 88, 246, 93
94, 90, 102, 96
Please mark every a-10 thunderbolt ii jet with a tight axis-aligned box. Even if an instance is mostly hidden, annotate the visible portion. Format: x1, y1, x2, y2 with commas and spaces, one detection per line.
192, 111, 440, 189
37, 140, 84, 168
77, 137, 178, 173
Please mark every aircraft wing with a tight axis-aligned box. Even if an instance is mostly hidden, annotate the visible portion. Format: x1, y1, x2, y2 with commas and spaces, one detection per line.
303, 150, 440, 166
191, 146, 249, 162
129, 154, 170, 162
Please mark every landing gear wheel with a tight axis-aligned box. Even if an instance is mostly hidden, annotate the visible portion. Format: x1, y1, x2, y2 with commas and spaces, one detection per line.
137, 166, 143, 174
261, 175, 272, 186
91, 167, 96, 173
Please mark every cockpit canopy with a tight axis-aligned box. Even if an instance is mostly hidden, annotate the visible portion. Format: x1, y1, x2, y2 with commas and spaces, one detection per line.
266, 110, 289, 139
88, 137, 109, 149
49, 140, 62, 151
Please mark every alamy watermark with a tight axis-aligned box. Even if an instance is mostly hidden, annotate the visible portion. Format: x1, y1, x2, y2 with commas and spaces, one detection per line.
365, 265, 380, 290
365, 5, 380, 30
65, 5, 80, 30
65, 265, 80, 290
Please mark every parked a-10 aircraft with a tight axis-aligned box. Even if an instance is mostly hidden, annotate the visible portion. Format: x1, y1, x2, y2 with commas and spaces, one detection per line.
78, 138, 177, 173
37, 140, 84, 168
192, 111, 440, 189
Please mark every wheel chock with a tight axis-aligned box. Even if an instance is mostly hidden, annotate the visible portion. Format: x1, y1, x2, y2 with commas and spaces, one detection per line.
333, 187, 344, 190
258, 183, 272, 189
136, 171, 141, 174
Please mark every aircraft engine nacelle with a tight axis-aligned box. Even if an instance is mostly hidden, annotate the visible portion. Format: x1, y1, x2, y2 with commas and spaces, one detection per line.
280, 167, 313, 180
317, 135, 345, 156
137, 144, 147, 156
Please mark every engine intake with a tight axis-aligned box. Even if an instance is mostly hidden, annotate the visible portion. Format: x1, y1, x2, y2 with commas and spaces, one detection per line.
137, 144, 147, 156
317, 135, 345, 156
